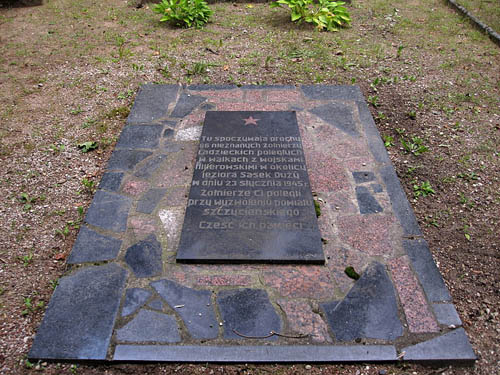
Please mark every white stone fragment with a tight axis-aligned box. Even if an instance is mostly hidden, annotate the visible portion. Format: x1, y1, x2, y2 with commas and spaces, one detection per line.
175, 127, 202, 141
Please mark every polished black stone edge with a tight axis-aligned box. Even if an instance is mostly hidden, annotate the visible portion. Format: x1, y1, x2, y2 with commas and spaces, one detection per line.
113, 345, 398, 362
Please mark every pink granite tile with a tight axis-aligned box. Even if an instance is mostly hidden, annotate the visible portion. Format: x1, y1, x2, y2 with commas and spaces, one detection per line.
305, 151, 350, 193
267, 90, 301, 103
196, 90, 244, 101
156, 152, 195, 187
325, 246, 369, 295
129, 216, 157, 237
277, 299, 332, 343
163, 186, 189, 207
244, 90, 266, 103
122, 179, 150, 196
196, 275, 253, 286
389, 256, 440, 333
215, 102, 288, 111
262, 266, 334, 299
337, 215, 396, 256
324, 191, 358, 216
178, 110, 205, 128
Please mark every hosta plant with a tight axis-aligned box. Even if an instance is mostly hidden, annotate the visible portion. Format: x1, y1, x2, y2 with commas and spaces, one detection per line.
270, 0, 351, 31
153, 0, 213, 29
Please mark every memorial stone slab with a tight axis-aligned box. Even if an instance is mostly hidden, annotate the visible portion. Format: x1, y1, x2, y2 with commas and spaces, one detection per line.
176, 111, 324, 264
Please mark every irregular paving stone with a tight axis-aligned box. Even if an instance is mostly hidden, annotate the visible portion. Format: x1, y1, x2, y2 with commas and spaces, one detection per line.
404, 239, 451, 302
325, 247, 368, 295
151, 279, 218, 339
189, 84, 239, 91
29, 263, 127, 360
321, 262, 403, 341
388, 257, 439, 333
371, 183, 383, 193
215, 102, 288, 111
306, 151, 350, 193
277, 300, 332, 343
175, 126, 202, 141
262, 266, 334, 299
401, 328, 476, 363
160, 119, 178, 128
352, 171, 376, 184
85, 190, 131, 233
114, 344, 398, 362
267, 90, 301, 102
171, 93, 206, 118
301, 85, 365, 101
218, 288, 281, 340
98, 172, 124, 192
164, 186, 188, 207
122, 179, 150, 196
125, 234, 163, 278
433, 304, 462, 327
134, 154, 168, 179
355, 186, 383, 214
158, 208, 184, 249
338, 215, 395, 256
127, 84, 178, 124
107, 150, 153, 172
121, 288, 152, 317
116, 310, 181, 343
309, 103, 358, 136
137, 188, 168, 214
67, 225, 122, 264
195, 275, 253, 286
116, 125, 163, 149
147, 298, 165, 311
163, 141, 183, 153
129, 216, 157, 238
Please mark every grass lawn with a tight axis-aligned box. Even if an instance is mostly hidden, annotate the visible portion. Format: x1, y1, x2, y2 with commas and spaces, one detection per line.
0, 0, 498, 374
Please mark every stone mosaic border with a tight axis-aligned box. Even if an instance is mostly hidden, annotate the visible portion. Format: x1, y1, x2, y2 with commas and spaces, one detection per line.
29, 85, 476, 365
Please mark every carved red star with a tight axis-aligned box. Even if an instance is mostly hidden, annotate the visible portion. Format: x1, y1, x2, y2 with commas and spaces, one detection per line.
243, 116, 259, 126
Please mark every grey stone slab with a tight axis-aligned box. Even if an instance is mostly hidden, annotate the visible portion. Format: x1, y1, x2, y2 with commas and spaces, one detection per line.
171, 93, 206, 118
321, 262, 403, 342
99, 172, 124, 192
402, 328, 476, 364
432, 304, 462, 326
136, 188, 168, 214
116, 310, 181, 343
114, 344, 398, 362
147, 298, 165, 311
163, 142, 183, 153
127, 84, 178, 124
116, 125, 163, 149
355, 186, 383, 214
176, 111, 324, 264
218, 288, 281, 340
151, 279, 218, 339
160, 119, 178, 127
309, 103, 358, 136
125, 235, 163, 278
404, 239, 451, 302
200, 102, 216, 111
241, 85, 296, 90
29, 263, 127, 360
85, 190, 131, 233
301, 85, 364, 101
371, 183, 383, 193
67, 225, 122, 264
380, 165, 422, 236
188, 84, 238, 91
107, 150, 153, 172
352, 171, 376, 184
121, 288, 152, 317
357, 100, 391, 165
134, 154, 168, 179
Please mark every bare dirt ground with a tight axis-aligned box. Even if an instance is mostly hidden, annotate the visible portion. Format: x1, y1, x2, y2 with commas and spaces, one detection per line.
0, 0, 498, 374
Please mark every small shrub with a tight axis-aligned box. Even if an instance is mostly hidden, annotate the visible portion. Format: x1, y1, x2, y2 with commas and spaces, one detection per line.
270, 0, 351, 32
153, 0, 213, 29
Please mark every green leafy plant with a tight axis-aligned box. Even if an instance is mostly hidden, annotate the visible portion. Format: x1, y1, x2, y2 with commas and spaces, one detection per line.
383, 135, 394, 147
314, 200, 321, 217
401, 136, 429, 156
344, 266, 360, 280
413, 180, 435, 198
153, 0, 213, 29
270, 0, 351, 32
77, 141, 98, 153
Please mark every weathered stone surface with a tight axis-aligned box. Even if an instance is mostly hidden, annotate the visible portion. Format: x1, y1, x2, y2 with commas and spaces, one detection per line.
124, 235, 163, 278
147, 298, 164, 311
305, 151, 350, 193
99, 172, 124, 192
122, 179, 150, 196
127, 84, 178, 124
176, 111, 323, 264
134, 154, 168, 179
151, 279, 218, 339
163, 128, 174, 138
433, 304, 462, 327
388, 257, 439, 333
218, 288, 281, 340
121, 288, 152, 317
277, 300, 332, 342
321, 262, 403, 341
171, 93, 206, 118
195, 275, 253, 286
129, 216, 157, 238
136, 188, 168, 214
352, 171, 376, 184
404, 239, 451, 302
402, 328, 475, 363
67, 225, 122, 264
116, 125, 163, 149
116, 310, 181, 343
107, 150, 153, 172
301, 85, 364, 101
309, 103, 358, 136
29, 264, 127, 360
85, 191, 131, 233
371, 183, 383, 193
355, 186, 383, 214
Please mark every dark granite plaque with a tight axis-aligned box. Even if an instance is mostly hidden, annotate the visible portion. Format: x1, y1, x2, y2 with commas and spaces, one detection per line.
176, 111, 324, 263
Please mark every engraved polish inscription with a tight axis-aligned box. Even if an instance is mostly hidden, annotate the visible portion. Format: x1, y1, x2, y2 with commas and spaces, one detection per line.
176, 111, 324, 263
